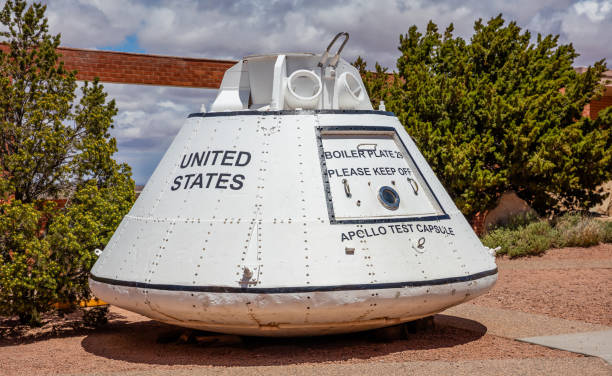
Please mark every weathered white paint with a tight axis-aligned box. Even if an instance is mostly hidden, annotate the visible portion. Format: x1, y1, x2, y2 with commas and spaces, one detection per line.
90, 45, 497, 336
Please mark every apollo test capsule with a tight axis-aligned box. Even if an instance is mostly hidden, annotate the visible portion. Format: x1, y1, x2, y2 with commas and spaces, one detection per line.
89, 33, 497, 336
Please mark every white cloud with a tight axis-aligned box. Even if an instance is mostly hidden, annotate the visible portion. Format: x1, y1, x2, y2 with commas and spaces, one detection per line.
99, 83, 217, 184
40, 0, 610, 69
44, 0, 146, 48
157, 100, 188, 112
35, 0, 610, 183
574, 0, 611, 22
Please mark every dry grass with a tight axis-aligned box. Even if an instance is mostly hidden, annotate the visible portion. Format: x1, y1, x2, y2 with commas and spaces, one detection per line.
482, 213, 612, 258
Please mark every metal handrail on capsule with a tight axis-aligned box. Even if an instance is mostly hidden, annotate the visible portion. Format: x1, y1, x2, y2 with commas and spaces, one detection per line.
318, 32, 349, 68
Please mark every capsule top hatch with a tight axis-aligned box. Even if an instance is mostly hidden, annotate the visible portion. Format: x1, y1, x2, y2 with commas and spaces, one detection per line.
209, 33, 372, 113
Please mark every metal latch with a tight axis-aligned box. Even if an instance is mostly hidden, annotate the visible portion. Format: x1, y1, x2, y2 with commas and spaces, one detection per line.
407, 177, 419, 195
342, 178, 352, 198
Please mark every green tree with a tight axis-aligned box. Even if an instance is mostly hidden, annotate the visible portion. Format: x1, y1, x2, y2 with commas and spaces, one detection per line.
352, 56, 389, 109
357, 15, 611, 219
0, 0, 134, 325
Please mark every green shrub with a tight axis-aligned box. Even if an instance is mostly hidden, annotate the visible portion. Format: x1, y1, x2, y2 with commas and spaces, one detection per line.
0, 201, 59, 325
481, 227, 515, 255
357, 15, 612, 221
482, 221, 556, 258
482, 212, 612, 258
0, 1, 134, 326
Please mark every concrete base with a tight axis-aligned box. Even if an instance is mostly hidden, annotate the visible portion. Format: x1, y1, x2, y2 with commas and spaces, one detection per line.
519, 330, 612, 365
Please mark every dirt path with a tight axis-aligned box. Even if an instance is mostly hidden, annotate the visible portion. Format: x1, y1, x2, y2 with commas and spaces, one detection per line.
0, 244, 610, 375
473, 244, 612, 325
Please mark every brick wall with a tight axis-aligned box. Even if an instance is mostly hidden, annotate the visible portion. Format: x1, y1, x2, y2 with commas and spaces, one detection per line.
587, 87, 612, 119
0, 44, 236, 88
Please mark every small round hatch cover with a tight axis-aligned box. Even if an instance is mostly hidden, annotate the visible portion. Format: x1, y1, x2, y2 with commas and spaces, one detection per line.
378, 186, 400, 210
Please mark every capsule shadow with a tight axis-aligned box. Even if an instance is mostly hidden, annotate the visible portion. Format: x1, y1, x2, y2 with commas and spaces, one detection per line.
80, 314, 487, 366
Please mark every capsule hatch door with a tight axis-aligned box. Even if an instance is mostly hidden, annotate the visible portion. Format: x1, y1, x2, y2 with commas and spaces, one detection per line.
317, 126, 446, 223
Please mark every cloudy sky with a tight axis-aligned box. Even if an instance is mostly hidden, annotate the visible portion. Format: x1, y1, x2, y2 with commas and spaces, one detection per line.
39, 0, 612, 184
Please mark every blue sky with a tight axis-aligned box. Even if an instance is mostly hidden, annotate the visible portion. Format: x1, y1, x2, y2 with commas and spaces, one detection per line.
40, 0, 612, 184
100, 34, 145, 54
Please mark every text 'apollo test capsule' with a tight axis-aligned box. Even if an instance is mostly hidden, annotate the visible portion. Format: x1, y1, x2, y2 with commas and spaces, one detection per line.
89, 33, 497, 336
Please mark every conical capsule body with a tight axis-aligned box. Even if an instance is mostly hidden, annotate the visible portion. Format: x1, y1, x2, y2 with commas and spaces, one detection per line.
90, 51, 497, 336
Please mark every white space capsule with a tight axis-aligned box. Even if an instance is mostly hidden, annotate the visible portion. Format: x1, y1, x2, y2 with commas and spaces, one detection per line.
90, 33, 497, 336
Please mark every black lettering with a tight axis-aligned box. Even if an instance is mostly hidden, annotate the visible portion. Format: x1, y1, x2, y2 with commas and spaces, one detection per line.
190, 173, 203, 189
183, 174, 195, 189
328, 169, 336, 177
191, 152, 205, 167
347, 231, 356, 240
171, 176, 183, 191
324, 151, 333, 159
180, 154, 192, 168
341, 233, 350, 242
378, 226, 387, 235
216, 173, 231, 189
356, 229, 365, 238
221, 150, 236, 166
236, 151, 251, 166
210, 150, 223, 165
205, 173, 217, 188
230, 174, 245, 190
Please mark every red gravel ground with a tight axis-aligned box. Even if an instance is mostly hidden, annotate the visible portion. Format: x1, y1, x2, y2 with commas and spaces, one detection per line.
0, 244, 609, 375
0, 310, 577, 376
472, 244, 612, 325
